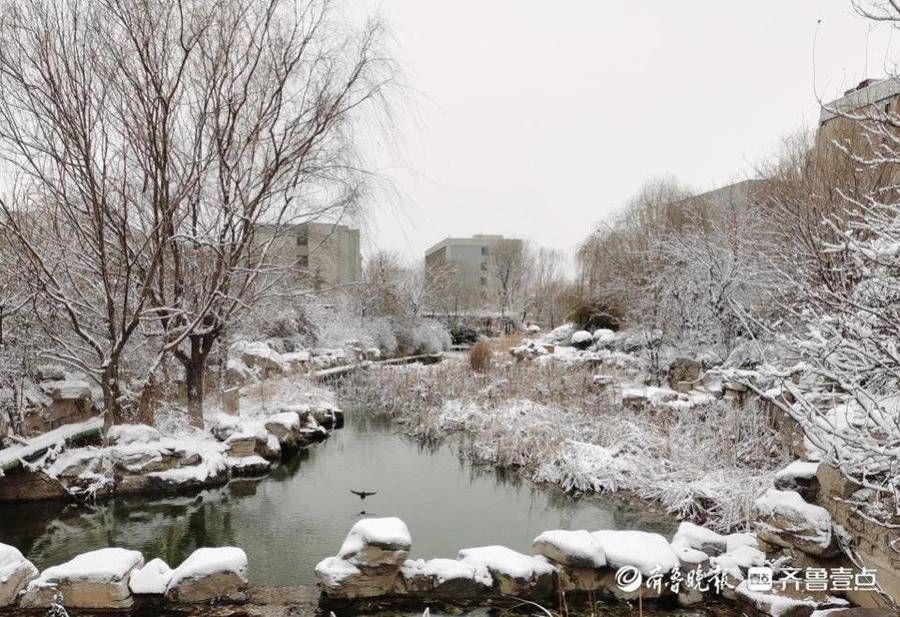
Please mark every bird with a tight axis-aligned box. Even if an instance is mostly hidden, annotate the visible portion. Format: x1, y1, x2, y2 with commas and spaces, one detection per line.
350, 489, 377, 500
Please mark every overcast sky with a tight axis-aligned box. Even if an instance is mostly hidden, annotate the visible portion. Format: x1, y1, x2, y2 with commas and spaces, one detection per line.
355, 1, 897, 268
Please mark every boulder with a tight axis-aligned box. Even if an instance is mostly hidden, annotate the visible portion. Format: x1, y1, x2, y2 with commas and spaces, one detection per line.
263, 412, 302, 449
458, 545, 555, 598
671, 522, 727, 556
400, 558, 493, 599
338, 517, 411, 568
315, 557, 400, 599
592, 329, 616, 346
20, 548, 143, 610
532, 529, 606, 568
164, 547, 248, 604
752, 489, 838, 557
591, 530, 680, 577
571, 330, 594, 350
774, 461, 821, 502
0, 544, 38, 607
226, 455, 271, 477
667, 358, 701, 390
129, 558, 172, 596
39, 379, 91, 401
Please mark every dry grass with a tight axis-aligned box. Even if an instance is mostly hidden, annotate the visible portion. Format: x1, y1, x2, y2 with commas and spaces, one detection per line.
468, 340, 493, 372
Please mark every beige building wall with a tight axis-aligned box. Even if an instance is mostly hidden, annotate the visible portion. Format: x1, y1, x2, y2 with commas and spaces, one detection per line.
255, 222, 362, 291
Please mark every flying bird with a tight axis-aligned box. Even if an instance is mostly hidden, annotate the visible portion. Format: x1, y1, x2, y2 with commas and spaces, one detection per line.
350, 490, 377, 500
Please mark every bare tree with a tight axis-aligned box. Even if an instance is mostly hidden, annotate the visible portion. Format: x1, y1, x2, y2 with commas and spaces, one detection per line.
488, 239, 528, 325
0, 0, 395, 426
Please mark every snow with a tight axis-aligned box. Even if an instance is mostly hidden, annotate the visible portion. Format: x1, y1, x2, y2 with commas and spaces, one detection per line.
734, 581, 847, 617
225, 455, 270, 471
710, 545, 765, 581
532, 529, 606, 567
725, 532, 759, 553
338, 517, 411, 559
315, 557, 360, 587
571, 330, 593, 345
39, 379, 91, 400
670, 540, 710, 565
0, 417, 103, 471
535, 440, 639, 493
753, 489, 833, 541
544, 323, 575, 344
0, 544, 36, 585
401, 558, 492, 586
107, 424, 162, 445
591, 530, 679, 576
457, 546, 555, 579
774, 460, 820, 481
129, 558, 172, 595
167, 547, 247, 589
31, 548, 143, 586
671, 522, 726, 553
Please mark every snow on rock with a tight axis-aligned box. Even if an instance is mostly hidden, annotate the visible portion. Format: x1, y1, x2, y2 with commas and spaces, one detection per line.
129, 558, 172, 595
752, 489, 837, 556
232, 341, 287, 374
21, 548, 143, 610
774, 461, 821, 501
725, 532, 759, 553
591, 530, 679, 576
39, 379, 91, 401
532, 529, 606, 568
165, 547, 248, 604
592, 329, 616, 345
107, 424, 162, 445
670, 540, 711, 569
710, 545, 766, 584
457, 545, 555, 597
225, 455, 271, 477
671, 521, 727, 556
338, 518, 412, 567
734, 580, 848, 617
571, 330, 593, 348
544, 323, 575, 345
0, 543, 38, 607
315, 556, 399, 599
401, 558, 493, 597
525, 324, 541, 334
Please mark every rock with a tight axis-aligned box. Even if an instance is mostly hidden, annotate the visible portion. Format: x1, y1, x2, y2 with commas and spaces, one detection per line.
164, 547, 248, 604
263, 413, 302, 449
752, 489, 839, 557
338, 518, 411, 568
725, 532, 759, 553
546, 323, 575, 344
671, 522, 727, 556
458, 546, 555, 597
235, 341, 286, 376
735, 581, 849, 617
775, 461, 821, 502
571, 330, 593, 350
710, 545, 766, 586
591, 530, 680, 577
226, 455, 271, 477
0, 543, 38, 607
510, 340, 549, 360
532, 529, 606, 568
315, 557, 400, 599
39, 379, 92, 401
668, 357, 701, 390
592, 329, 616, 346
20, 547, 143, 610
107, 424, 163, 445
129, 558, 172, 595
226, 434, 258, 458
400, 558, 493, 599
35, 365, 67, 382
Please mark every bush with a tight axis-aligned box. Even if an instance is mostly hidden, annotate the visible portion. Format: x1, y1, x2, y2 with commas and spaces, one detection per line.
468, 340, 492, 372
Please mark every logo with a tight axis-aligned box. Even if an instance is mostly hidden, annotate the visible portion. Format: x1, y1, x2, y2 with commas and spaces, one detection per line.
747, 567, 774, 592
615, 565, 643, 593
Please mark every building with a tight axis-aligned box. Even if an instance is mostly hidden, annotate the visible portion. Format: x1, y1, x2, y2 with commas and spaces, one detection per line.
425, 234, 523, 311
255, 221, 362, 290
819, 77, 900, 130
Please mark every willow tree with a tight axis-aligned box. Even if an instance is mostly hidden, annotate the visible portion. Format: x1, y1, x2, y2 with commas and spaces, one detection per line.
0, 0, 395, 427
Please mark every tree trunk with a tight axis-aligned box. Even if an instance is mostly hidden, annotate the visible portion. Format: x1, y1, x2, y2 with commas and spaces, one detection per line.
101, 363, 123, 434
181, 333, 216, 428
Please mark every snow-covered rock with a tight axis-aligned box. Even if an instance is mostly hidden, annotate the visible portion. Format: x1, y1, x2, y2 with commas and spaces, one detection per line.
315, 556, 400, 599
0, 544, 38, 607
129, 558, 172, 595
671, 522, 727, 556
591, 530, 680, 576
571, 330, 593, 349
233, 341, 287, 374
20, 548, 143, 610
225, 455, 271, 477
400, 558, 493, 598
532, 529, 606, 568
107, 424, 163, 446
734, 580, 848, 617
544, 323, 575, 345
774, 461, 821, 501
457, 545, 555, 597
525, 324, 541, 334
752, 489, 837, 556
710, 544, 766, 584
165, 547, 248, 604
338, 517, 411, 568
592, 328, 616, 345
510, 340, 550, 360
725, 532, 759, 553
39, 379, 91, 401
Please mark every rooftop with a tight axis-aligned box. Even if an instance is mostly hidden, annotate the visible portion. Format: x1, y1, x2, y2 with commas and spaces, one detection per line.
819, 77, 900, 124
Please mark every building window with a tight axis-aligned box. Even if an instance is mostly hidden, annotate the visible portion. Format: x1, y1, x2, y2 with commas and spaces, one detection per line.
481, 246, 489, 256
480, 277, 487, 286
480, 262, 487, 272
296, 230, 308, 246
297, 255, 309, 268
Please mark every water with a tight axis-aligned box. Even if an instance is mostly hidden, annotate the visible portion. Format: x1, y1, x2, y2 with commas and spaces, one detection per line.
0, 413, 676, 586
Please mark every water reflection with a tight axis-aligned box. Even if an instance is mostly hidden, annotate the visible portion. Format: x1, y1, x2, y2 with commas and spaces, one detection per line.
0, 410, 676, 586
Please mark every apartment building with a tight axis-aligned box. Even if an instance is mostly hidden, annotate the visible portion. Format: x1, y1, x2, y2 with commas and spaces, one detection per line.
255, 221, 362, 290
425, 234, 523, 310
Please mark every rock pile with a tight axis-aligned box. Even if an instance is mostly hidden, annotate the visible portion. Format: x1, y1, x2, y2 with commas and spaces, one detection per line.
1, 544, 247, 612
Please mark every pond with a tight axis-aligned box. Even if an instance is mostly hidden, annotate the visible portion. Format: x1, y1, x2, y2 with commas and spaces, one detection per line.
0, 412, 677, 588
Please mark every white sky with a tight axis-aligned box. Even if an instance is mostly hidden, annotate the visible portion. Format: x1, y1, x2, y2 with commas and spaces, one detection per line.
355, 1, 898, 268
